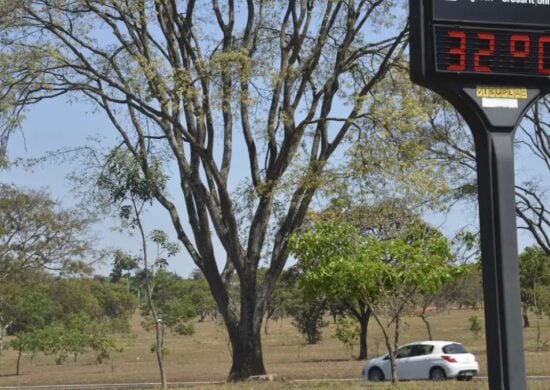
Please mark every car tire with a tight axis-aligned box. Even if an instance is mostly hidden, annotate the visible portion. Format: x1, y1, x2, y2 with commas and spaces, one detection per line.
430, 367, 447, 381
368, 367, 385, 381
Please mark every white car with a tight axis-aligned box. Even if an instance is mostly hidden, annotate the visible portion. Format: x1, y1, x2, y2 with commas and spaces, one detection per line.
362, 340, 479, 381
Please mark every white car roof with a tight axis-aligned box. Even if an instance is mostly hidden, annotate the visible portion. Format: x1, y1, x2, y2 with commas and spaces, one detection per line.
401, 340, 463, 347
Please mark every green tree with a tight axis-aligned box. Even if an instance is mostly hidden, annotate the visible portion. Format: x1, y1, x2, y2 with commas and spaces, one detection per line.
183, 274, 217, 322
0, 184, 95, 281
445, 263, 484, 310
110, 250, 139, 290
0, 1, 407, 380
8, 329, 42, 375
6, 278, 135, 374
288, 295, 328, 345
468, 315, 483, 339
263, 268, 299, 335
292, 220, 459, 383
6, 286, 58, 374
303, 200, 423, 359
142, 270, 196, 339
95, 147, 176, 389
90, 279, 138, 330
11, 313, 121, 370
519, 246, 550, 351
0, 281, 19, 353
334, 316, 360, 357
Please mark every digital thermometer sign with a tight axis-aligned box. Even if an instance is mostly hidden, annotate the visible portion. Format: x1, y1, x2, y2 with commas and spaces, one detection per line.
435, 25, 550, 77
410, 0, 550, 86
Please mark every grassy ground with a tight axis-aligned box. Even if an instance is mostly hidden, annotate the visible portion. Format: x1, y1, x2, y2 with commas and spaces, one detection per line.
0, 309, 549, 388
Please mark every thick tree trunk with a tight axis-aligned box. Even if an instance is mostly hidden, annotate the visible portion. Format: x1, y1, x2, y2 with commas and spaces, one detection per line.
227, 316, 266, 381
357, 307, 372, 360
523, 306, 530, 328
202, 259, 268, 382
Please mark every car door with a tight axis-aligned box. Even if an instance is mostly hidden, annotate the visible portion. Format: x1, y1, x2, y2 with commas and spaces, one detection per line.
395, 345, 416, 380
406, 344, 435, 380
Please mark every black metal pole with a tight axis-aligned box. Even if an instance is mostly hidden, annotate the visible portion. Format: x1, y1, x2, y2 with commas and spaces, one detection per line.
473, 128, 527, 390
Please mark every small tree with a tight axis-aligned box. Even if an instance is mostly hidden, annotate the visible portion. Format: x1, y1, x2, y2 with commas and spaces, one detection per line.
141, 270, 196, 342
183, 273, 217, 323
110, 250, 139, 291
8, 330, 42, 375
288, 295, 328, 345
291, 221, 373, 359
0, 281, 19, 353
468, 316, 483, 339
96, 148, 176, 389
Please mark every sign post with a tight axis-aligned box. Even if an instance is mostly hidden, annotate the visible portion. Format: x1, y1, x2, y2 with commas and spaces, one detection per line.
409, 1, 550, 389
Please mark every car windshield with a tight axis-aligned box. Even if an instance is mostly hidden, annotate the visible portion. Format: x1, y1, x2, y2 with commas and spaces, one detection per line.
442, 343, 469, 354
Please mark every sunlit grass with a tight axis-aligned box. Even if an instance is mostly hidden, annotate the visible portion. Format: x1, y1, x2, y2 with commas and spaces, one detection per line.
0, 309, 548, 387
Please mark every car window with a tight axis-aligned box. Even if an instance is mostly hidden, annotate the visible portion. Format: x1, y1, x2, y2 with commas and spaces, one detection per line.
442, 343, 469, 354
396, 345, 415, 359
411, 344, 434, 356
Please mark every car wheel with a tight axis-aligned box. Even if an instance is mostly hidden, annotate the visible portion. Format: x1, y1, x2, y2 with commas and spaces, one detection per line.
430, 367, 447, 381
368, 367, 385, 381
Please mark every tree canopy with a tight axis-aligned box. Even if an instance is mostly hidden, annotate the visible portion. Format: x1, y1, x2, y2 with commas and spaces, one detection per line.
0, 184, 95, 281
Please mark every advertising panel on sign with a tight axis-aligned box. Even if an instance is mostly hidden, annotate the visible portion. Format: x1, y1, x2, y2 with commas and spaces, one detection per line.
433, 0, 550, 26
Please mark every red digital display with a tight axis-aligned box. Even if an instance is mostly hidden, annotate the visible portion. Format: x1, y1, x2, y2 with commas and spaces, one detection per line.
435, 25, 550, 78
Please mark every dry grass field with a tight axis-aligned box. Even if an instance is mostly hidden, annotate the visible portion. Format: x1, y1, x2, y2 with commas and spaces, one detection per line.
0, 309, 549, 388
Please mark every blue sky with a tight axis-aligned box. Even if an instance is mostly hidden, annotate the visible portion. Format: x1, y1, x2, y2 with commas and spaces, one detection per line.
1, 93, 544, 278
1, 1, 547, 278
0, 98, 200, 277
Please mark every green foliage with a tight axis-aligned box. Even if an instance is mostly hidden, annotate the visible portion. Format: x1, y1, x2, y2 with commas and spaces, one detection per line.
9, 287, 60, 333
334, 317, 360, 357
291, 220, 459, 305
4, 278, 136, 371
520, 246, 550, 314
97, 148, 166, 206
265, 267, 301, 324
329, 68, 456, 210
0, 184, 95, 280
9, 313, 122, 366
110, 250, 139, 284
288, 296, 328, 345
442, 263, 483, 310
468, 316, 483, 339
90, 280, 138, 326
182, 275, 217, 322
141, 270, 196, 336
